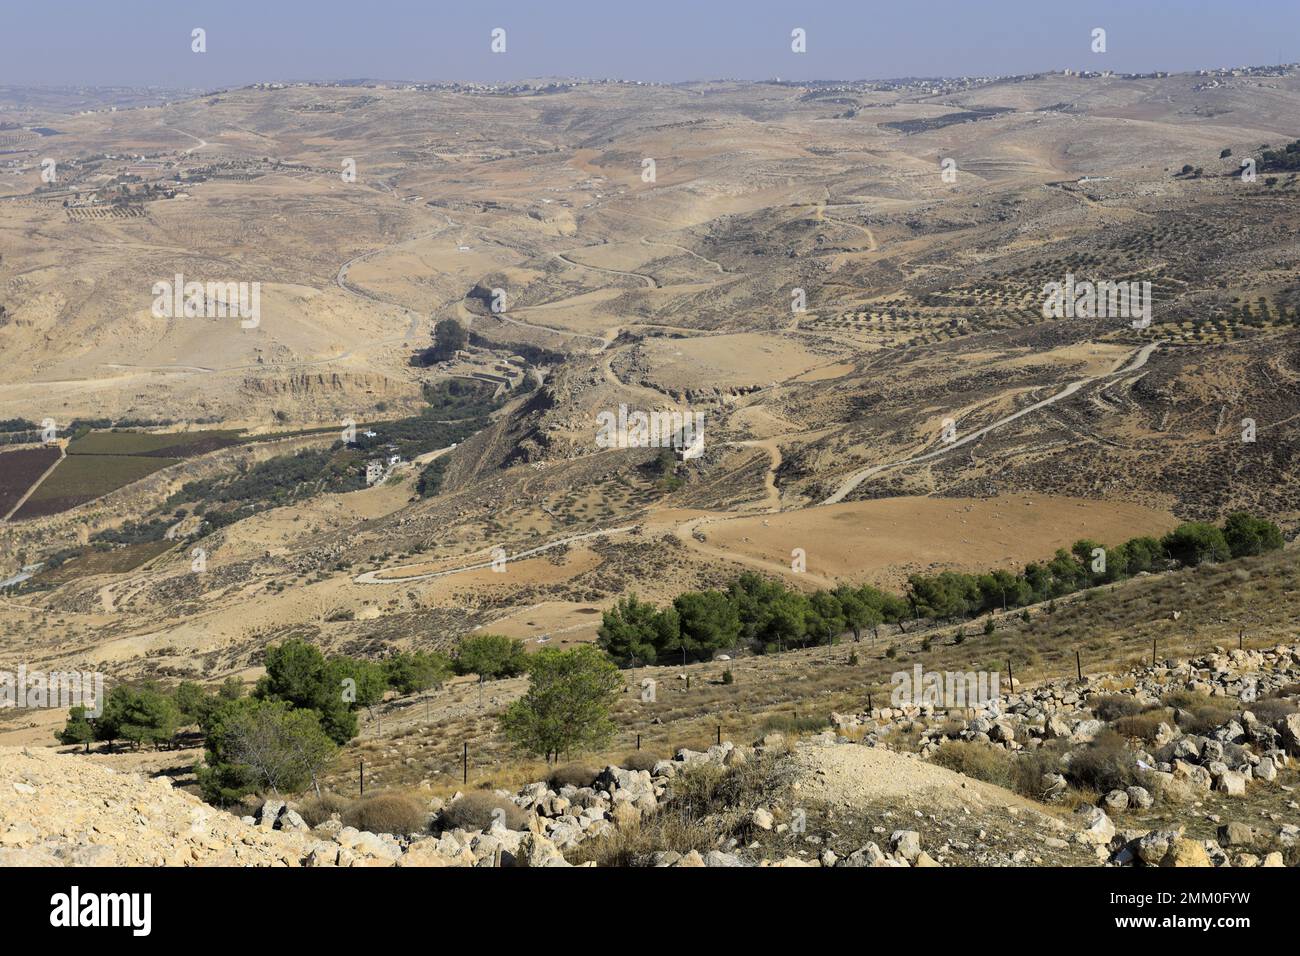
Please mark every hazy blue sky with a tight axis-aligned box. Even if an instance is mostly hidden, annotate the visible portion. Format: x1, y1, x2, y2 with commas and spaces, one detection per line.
4, 0, 1299, 88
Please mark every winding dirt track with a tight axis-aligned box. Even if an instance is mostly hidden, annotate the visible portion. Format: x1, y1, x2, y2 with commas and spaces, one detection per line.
353, 525, 635, 584
555, 251, 658, 288
820, 340, 1165, 505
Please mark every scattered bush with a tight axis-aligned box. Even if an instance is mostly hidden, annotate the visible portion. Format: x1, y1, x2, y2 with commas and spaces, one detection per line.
547, 763, 598, 790
1160, 689, 1207, 710
343, 792, 429, 836
1065, 730, 1152, 794
931, 740, 1012, 788
1091, 694, 1144, 722
571, 753, 798, 865
298, 792, 354, 827
440, 791, 528, 832
1162, 691, 1238, 734
620, 752, 660, 773
1111, 710, 1172, 743
566, 810, 716, 866
1250, 697, 1297, 724
759, 713, 828, 735
1011, 745, 1066, 800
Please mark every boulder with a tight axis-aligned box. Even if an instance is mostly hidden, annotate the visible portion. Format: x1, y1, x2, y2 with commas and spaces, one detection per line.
1163, 838, 1212, 868
257, 799, 285, 830
1041, 773, 1068, 802
841, 843, 887, 867
1075, 806, 1116, 845
518, 832, 571, 868
351, 832, 401, 861
1135, 829, 1179, 866
1214, 770, 1247, 798
1071, 719, 1106, 743
1171, 760, 1212, 792
397, 838, 455, 867
1216, 822, 1258, 848
1278, 714, 1300, 756
889, 829, 921, 862
704, 850, 746, 867
1125, 786, 1153, 810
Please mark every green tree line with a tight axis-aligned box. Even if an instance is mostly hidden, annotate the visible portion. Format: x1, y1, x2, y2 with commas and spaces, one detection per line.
597, 513, 1283, 666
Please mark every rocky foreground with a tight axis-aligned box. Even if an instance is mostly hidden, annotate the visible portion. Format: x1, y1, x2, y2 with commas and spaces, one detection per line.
1, 642, 1297, 867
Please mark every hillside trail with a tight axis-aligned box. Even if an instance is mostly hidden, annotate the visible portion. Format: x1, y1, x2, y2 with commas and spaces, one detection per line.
639, 235, 730, 273
821, 340, 1165, 505
353, 525, 635, 584
554, 250, 658, 288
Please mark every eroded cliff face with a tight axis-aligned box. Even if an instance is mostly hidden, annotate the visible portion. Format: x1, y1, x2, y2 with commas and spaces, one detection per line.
240, 371, 413, 399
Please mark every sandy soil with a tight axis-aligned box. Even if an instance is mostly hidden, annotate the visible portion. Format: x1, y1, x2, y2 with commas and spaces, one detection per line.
697, 494, 1177, 589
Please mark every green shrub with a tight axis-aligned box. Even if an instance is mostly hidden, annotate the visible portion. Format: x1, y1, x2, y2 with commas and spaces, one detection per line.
1222, 513, 1284, 558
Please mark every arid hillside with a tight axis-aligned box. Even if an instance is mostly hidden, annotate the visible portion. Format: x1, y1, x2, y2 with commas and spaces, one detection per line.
0, 70, 1297, 770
